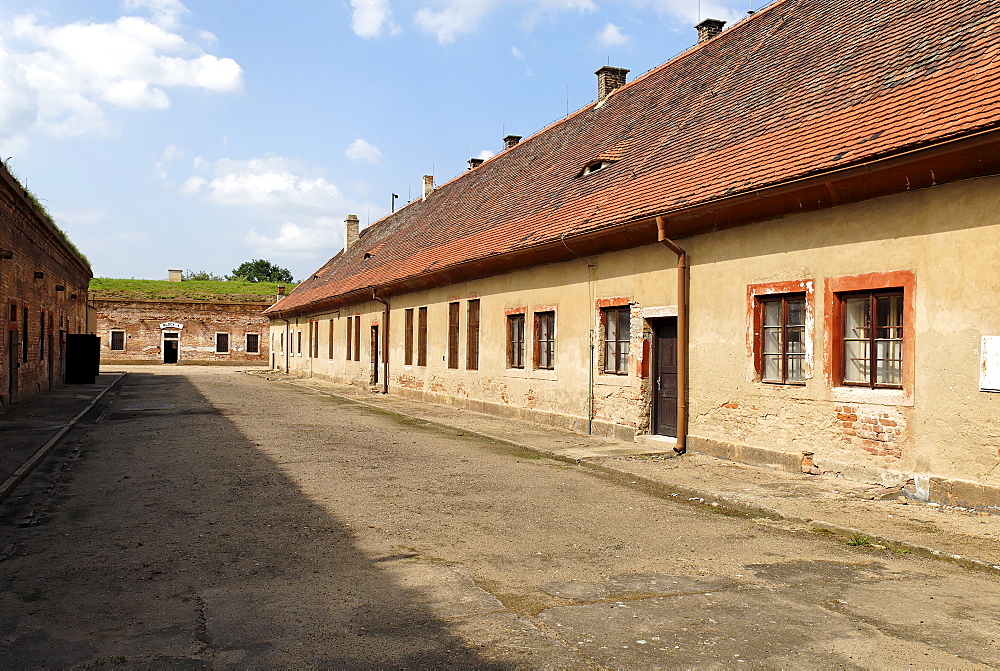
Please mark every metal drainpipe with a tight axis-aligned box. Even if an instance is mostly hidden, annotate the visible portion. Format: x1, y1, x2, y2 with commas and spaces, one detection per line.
372, 289, 390, 394
656, 216, 688, 454
561, 232, 597, 434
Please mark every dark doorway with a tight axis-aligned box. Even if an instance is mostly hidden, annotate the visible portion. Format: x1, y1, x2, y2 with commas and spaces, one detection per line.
7, 330, 17, 403
47, 333, 54, 388
370, 325, 379, 385
163, 333, 179, 364
652, 318, 678, 437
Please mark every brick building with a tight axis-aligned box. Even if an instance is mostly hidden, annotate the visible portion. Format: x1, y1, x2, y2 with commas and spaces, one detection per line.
91, 277, 281, 365
1, 162, 92, 407
267, 0, 1000, 508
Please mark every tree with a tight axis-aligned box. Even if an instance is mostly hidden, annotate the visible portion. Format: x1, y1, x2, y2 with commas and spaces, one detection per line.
230, 259, 294, 283
182, 269, 226, 281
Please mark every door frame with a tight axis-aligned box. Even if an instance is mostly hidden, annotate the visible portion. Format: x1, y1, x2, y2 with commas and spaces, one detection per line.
650, 317, 679, 437
162, 331, 180, 364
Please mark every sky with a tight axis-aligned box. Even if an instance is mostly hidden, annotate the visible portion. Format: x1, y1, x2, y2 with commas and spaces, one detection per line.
0, 0, 767, 282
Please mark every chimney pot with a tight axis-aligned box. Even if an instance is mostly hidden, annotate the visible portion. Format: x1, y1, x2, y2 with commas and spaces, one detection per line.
468, 158, 485, 170
344, 214, 360, 251
167, 269, 182, 282
696, 18, 726, 43
277, 284, 286, 296
595, 66, 629, 101
422, 175, 435, 200
503, 135, 522, 149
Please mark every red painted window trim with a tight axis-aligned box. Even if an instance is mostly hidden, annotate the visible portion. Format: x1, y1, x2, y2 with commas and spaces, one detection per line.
824, 270, 915, 394
747, 279, 814, 384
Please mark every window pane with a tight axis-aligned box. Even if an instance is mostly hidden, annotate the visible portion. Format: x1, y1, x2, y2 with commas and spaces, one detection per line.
786, 298, 806, 327
763, 300, 782, 327
844, 296, 870, 339
786, 325, 805, 354
763, 354, 782, 381
763, 326, 782, 355
617, 308, 630, 342
843, 339, 869, 383
786, 353, 805, 382
875, 339, 903, 385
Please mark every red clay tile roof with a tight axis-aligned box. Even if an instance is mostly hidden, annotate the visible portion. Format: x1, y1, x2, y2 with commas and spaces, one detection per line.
269, 0, 1000, 316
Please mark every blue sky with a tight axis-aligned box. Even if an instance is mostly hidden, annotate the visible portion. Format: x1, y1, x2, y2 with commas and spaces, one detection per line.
1, 0, 762, 281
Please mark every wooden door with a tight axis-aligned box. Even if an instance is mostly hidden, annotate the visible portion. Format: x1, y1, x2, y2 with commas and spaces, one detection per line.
370, 325, 379, 384
653, 319, 678, 437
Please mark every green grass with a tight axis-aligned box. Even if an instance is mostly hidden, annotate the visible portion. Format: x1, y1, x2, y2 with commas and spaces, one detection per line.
90, 277, 295, 302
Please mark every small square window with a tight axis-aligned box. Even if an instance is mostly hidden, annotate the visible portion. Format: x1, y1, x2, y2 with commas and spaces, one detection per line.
246, 333, 260, 354
110, 330, 126, 351
758, 295, 806, 384
216, 332, 230, 353
602, 306, 630, 375
535, 311, 555, 370
841, 290, 904, 388
507, 313, 525, 369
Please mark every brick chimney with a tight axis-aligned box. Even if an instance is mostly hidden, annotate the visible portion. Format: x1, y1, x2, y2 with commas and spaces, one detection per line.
422, 175, 435, 200
344, 214, 359, 251
503, 135, 522, 150
696, 18, 726, 43
468, 158, 484, 170
595, 66, 629, 101
168, 269, 182, 282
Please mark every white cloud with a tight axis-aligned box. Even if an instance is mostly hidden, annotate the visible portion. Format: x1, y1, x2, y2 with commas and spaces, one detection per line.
596, 22, 630, 47
0, 9, 242, 140
629, 0, 744, 27
181, 155, 350, 212
245, 218, 343, 257
182, 155, 381, 259
155, 143, 184, 179
351, 0, 400, 39
415, 1, 499, 44
345, 138, 383, 165
477, 149, 495, 160
123, 0, 191, 30
511, 46, 525, 59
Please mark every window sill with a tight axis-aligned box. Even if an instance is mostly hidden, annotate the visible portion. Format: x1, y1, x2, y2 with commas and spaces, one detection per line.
831, 386, 911, 407
505, 368, 558, 381
596, 373, 632, 387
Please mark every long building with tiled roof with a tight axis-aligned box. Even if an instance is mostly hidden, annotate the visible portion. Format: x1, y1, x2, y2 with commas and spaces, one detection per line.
268, 0, 1000, 316
267, 0, 1000, 511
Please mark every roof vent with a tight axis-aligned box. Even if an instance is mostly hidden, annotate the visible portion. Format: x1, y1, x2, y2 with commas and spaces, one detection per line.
696, 18, 726, 43
503, 135, 522, 150
422, 175, 435, 200
468, 158, 485, 170
595, 66, 629, 101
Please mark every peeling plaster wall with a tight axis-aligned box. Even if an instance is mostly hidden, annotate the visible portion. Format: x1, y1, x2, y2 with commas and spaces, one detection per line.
272, 175, 1000, 500
273, 244, 677, 440
686, 175, 1000, 491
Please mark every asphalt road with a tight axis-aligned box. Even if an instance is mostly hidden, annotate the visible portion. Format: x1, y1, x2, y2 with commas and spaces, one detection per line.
0, 366, 998, 668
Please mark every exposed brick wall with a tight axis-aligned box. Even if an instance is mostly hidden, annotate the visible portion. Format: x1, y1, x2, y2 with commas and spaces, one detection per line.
0, 164, 91, 408
836, 404, 904, 462
94, 299, 270, 364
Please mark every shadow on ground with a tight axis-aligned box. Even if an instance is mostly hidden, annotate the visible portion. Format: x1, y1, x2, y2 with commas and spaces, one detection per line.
0, 371, 506, 668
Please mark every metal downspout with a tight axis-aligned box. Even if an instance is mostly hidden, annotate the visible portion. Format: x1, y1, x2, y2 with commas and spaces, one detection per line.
656, 216, 688, 454
372, 289, 390, 394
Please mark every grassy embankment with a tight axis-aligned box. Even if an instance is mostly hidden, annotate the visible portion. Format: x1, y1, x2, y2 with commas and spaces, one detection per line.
90, 278, 295, 302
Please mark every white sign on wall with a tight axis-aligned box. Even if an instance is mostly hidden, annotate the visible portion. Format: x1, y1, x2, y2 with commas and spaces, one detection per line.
981, 336, 1000, 393
159, 322, 184, 330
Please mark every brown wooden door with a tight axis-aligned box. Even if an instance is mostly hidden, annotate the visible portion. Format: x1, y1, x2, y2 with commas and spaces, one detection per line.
370, 325, 379, 384
653, 319, 678, 437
